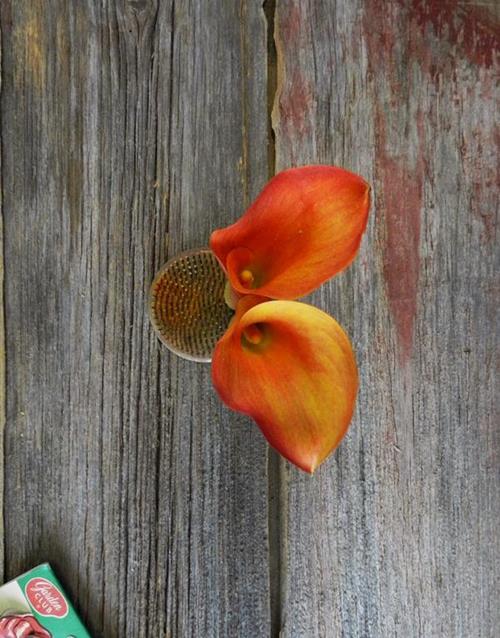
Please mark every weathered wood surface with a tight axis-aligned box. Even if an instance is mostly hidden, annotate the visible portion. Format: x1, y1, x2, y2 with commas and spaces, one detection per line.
273, 1, 499, 637
0, 23, 5, 584
1, 1, 270, 636
0, 1, 498, 637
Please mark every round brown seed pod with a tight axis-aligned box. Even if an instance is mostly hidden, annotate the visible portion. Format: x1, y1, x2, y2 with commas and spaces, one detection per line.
149, 248, 234, 362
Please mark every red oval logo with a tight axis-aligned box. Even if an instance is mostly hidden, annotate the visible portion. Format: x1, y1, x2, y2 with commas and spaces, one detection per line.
25, 578, 69, 618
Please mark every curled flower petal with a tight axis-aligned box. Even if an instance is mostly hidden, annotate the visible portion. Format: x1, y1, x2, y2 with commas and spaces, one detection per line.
210, 165, 370, 299
212, 296, 358, 472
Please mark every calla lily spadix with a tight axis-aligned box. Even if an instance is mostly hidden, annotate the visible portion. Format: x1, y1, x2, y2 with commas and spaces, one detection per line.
151, 165, 370, 473
210, 165, 370, 473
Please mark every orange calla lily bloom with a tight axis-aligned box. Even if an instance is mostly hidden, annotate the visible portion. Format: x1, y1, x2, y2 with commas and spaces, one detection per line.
210, 165, 370, 300
210, 165, 370, 473
212, 296, 358, 473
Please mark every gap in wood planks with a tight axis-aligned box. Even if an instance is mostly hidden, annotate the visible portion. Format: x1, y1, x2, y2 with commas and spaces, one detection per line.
262, 1, 286, 636
265, 0, 277, 179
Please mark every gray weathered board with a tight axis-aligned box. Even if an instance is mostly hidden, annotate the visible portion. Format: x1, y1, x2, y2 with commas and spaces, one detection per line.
0, 1, 498, 637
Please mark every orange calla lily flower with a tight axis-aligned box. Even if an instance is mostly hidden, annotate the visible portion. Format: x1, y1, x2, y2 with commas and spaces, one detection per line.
209, 165, 370, 473
210, 165, 370, 300
212, 296, 358, 473
150, 164, 370, 473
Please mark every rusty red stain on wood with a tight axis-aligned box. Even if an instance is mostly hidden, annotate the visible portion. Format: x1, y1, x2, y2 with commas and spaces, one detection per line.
362, 1, 425, 363
362, 0, 498, 359
363, 0, 499, 78
279, 1, 302, 44
375, 109, 425, 364
275, 4, 314, 142
407, 0, 500, 69
467, 125, 499, 244
278, 70, 313, 139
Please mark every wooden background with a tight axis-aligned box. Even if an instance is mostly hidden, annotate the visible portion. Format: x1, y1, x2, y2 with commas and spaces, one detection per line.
0, 1, 498, 636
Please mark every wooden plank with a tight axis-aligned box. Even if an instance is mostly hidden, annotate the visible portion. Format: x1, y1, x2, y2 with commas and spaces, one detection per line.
0, 1, 271, 636
273, 1, 499, 636
0, 22, 4, 584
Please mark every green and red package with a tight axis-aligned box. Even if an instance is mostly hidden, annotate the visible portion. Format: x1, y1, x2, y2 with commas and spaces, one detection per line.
0, 563, 90, 637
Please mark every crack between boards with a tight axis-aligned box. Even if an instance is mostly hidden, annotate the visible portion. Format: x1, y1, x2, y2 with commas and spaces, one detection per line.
262, 6, 287, 637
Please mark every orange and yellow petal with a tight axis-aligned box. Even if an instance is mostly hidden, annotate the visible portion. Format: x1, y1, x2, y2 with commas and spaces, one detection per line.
210, 165, 370, 299
211, 297, 358, 472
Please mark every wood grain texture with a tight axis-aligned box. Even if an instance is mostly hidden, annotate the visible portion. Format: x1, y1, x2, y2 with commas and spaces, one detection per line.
273, 1, 499, 637
1, 1, 499, 637
1, 1, 271, 636
0, 21, 4, 584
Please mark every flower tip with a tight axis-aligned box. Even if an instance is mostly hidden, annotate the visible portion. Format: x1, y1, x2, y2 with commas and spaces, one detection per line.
301, 454, 320, 474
